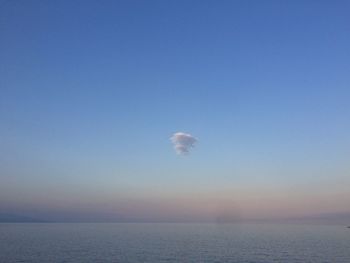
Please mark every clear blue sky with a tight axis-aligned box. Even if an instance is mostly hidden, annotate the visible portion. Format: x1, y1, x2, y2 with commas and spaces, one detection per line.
1, 0, 350, 222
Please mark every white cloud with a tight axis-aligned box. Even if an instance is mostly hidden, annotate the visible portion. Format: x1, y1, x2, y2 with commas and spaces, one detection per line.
170, 132, 197, 155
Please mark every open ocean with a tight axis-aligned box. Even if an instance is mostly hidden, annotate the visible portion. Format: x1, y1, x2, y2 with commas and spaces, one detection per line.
0, 223, 349, 262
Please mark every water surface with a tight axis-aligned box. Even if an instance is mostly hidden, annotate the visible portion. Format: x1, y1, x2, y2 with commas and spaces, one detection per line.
1, 223, 349, 262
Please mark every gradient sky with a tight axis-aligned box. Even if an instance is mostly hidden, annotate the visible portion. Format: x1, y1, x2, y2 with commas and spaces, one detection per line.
1, 0, 350, 222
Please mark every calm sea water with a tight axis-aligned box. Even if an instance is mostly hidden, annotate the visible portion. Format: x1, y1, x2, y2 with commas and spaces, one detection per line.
0, 223, 349, 262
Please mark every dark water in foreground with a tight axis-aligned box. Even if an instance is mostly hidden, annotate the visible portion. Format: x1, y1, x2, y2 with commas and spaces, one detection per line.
0, 223, 349, 263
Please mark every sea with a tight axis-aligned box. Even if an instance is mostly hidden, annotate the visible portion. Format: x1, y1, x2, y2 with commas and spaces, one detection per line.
0, 223, 349, 262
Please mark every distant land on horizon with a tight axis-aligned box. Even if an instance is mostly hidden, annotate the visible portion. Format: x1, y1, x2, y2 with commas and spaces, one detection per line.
0, 213, 49, 223
1, 212, 349, 225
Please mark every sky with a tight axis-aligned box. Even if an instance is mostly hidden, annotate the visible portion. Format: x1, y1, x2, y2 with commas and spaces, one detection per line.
1, 0, 350, 222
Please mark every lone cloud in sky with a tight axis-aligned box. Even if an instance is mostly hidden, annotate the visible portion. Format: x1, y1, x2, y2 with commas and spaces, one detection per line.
170, 132, 197, 155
